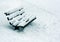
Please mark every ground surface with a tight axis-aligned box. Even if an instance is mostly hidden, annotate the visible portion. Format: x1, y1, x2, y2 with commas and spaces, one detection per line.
0, 0, 60, 42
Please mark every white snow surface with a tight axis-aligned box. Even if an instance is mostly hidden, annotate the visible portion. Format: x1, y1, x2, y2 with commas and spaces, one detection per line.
0, 0, 60, 42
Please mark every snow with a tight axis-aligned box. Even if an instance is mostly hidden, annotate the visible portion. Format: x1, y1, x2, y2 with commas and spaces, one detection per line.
0, 0, 60, 42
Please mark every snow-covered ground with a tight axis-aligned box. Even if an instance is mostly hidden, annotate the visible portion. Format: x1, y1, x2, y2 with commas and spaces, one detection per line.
0, 0, 60, 42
